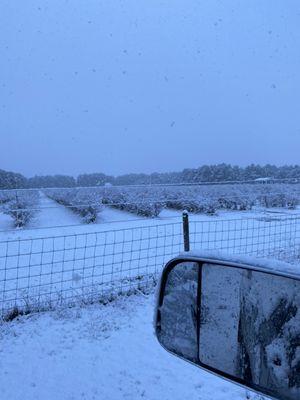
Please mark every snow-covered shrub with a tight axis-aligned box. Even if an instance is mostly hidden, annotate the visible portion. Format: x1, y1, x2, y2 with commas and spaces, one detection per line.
73, 192, 102, 223
102, 187, 164, 218
3, 190, 40, 228
162, 187, 217, 215
44, 188, 103, 223
257, 192, 299, 209
165, 183, 300, 214
103, 183, 300, 217
42, 182, 300, 222
0, 190, 14, 205
216, 193, 253, 211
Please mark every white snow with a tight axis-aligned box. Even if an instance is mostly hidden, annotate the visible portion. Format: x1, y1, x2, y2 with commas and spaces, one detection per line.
0, 195, 299, 400
0, 203, 298, 400
183, 250, 300, 276
0, 212, 13, 231
1, 189, 300, 239
98, 206, 145, 224
0, 204, 299, 319
1, 206, 299, 247
28, 191, 82, 229
0, 292, 250, 400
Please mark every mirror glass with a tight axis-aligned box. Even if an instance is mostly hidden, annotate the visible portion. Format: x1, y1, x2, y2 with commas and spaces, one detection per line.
157, 261, 199, 362
200, 263, 300, 400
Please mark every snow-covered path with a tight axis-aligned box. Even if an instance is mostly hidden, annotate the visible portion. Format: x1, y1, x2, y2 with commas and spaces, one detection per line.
0, 212, 13, 231
32, 192, 147, 229
98, 205, 146, 224
0, 293, 249, 400
29, 191, 81, 229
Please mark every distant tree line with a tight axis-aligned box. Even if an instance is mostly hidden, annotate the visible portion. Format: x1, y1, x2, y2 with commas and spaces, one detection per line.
1, 164, 300, 189
0, 169, 27, 189
27, 175, 76, 188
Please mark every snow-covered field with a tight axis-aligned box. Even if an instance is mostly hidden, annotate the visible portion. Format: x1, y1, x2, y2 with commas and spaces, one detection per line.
0, 195, 300, 399
1, 187, 300, 236
1, 190, 300, 240
0, 193, 300, 319
0, 291, 259, 400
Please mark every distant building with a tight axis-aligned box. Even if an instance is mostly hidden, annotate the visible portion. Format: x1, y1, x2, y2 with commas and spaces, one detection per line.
254, 177, 273, 184
95, 181, 113, 187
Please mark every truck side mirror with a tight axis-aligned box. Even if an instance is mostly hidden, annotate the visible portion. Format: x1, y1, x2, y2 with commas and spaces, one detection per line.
154, 255, 300, 400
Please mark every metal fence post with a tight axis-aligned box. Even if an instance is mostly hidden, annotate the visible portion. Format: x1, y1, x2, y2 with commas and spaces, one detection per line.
182, 211, 190, 252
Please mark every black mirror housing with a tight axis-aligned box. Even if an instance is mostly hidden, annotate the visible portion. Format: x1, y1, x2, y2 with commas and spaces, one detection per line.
154, 253, 300, 400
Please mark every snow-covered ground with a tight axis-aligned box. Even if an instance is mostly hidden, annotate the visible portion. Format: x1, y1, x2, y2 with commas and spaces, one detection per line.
0, 212, 13, 232
0, 193, 178, 240
0, 201, 299, 400
1, 189, 300, 242
0, 291, 256, 400
0, 205, 299, 243
28, 192, 82, 229
29, 191, 149, 230
0, 199, 300, 319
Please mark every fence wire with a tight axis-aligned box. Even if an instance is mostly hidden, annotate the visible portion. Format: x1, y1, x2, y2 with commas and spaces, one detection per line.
0, 215, 300, 320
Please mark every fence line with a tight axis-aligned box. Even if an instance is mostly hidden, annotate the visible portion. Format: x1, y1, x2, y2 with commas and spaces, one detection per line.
0, 215, 300, 320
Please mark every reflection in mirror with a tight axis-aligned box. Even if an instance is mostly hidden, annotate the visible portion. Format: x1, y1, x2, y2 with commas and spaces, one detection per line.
157, 262, 199, 362
200, 264, 300, 400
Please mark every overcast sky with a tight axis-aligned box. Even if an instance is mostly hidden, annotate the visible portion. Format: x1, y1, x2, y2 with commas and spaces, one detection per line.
1, 0, 300, 177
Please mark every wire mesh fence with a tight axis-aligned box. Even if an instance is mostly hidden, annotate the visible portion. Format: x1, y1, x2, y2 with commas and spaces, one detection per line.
0, 215, 300, 320
0, 223, 183, 320
190, 215, 300, 261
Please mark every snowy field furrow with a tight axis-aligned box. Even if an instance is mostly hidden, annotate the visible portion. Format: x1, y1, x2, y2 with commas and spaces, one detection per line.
29, 192, 82, 229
